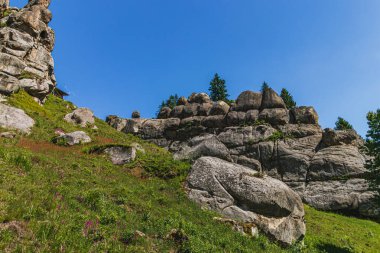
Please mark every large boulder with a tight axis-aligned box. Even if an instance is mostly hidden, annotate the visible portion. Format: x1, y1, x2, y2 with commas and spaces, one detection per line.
177, 96, 188, 106
261, 88, 286, 109
235, 91, 262, 111
187, 157, 306, 245
188, 93, 211, 104
0, 103, 34, 134
209, 101, 230, 116
157, 107, 171, 119
64, 108, 95, 127
291, 106, 319, 124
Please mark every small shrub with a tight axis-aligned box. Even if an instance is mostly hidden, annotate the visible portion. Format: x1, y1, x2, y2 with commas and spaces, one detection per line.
18, 71, 40, 80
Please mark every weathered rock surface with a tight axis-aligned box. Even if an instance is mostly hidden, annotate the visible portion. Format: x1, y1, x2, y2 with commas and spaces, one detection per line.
174, 135, 231, 162
53, 131, 91, 146
0, 103, 34, 134
0, 0, 56, 100
235, 91, 262, 111
107, 90, 378, 220
261, 88, 286, 109
291, 106, 319, 124
187, 157, 305, 245
64, 108, 95, 127
103, 146, 137, 165
304, 179, 380, 218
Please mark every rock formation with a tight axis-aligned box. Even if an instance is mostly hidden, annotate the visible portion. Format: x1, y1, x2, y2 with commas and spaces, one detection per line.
187, 157, 306, 245
0, 0, 56, 101
107, 90, 380, 220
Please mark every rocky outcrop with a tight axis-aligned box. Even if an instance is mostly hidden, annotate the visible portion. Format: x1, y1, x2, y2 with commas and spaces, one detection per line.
187, 157, 306, 245
0, 0, 56, 101
107, 89, 379, 220
0, 103, 34, 134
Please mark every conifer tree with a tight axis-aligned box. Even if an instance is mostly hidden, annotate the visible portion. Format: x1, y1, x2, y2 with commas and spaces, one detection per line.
334, 117, 353, 130
364, 109, 380, 205
157, 94, 179, 115
209, 73, 229, 102
261, 82, 269, 92
280, 88, 297, 109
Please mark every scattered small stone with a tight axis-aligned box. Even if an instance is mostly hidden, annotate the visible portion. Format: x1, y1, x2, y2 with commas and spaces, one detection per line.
0, 131, 16, 139
134, 230, 145, 238
132, 111, 141, 119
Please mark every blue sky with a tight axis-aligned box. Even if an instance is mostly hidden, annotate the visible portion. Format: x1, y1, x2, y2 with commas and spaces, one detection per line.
14, 0, 380, 136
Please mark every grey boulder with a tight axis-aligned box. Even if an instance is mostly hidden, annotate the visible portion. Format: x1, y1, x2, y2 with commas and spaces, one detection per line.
64, 108, 95, 127
0, 103, 34, 134
103, 146, 137, 165
209, 101, 230, 116
187, 157, 306, 245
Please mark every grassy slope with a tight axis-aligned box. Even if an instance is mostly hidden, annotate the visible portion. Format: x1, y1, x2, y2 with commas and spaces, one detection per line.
0, 91, 379, 252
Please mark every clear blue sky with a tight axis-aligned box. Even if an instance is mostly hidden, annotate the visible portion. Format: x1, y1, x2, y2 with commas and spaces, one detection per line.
13, 0, 380, 136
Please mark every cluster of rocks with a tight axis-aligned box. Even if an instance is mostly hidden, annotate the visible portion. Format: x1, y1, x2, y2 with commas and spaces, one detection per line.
107, 89, 379, 244
51, 107, 96, 146
0, 0, 56, 101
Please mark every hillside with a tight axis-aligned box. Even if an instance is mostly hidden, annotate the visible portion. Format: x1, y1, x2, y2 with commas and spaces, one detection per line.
0, 91, 379, 252
0, 1, 380, 252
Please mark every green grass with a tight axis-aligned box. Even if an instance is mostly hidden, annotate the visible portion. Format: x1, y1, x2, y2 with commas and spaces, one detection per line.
0, 91, 379, 252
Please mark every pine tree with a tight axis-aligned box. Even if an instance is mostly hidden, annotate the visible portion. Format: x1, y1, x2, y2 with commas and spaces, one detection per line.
209, 73, 229, 102
364, 109, 380, 205
334, 117, 353, 130
261, 82, 269, 92
157, 94, 179, 116
280, 88, 297, 109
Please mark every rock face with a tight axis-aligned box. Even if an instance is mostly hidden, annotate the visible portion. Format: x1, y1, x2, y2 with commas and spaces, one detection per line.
187, 157, 305, 245
0, 0, 56, 101
107, 90, 379, 220
0, 103, 34, 134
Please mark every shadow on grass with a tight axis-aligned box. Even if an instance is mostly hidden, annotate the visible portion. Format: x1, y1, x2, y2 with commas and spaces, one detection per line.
316, 243, 353, 253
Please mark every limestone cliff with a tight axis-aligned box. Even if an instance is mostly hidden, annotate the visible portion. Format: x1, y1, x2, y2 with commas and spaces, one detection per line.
107, 89, 380, 219
0, 0, 55, 101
